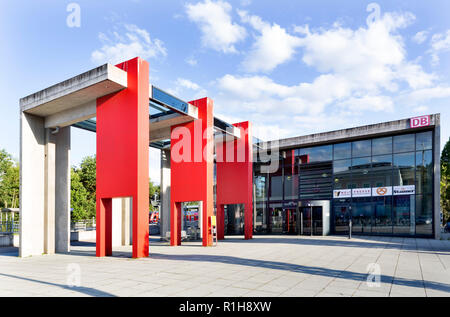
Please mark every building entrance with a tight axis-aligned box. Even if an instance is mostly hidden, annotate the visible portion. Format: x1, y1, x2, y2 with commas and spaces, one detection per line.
282, 208, 298, 235
298, 200, 330, 236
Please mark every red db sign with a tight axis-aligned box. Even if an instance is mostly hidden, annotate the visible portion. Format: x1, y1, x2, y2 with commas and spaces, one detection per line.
410, 115, 430, 128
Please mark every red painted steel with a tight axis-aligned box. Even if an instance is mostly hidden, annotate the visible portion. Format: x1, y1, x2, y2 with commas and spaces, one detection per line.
96, 57, 150, 258
170, 98, 214, 246
216, 121, 253, 240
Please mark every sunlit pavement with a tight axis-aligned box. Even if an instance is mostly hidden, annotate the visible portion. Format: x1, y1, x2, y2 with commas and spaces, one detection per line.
1, 235, 450, 297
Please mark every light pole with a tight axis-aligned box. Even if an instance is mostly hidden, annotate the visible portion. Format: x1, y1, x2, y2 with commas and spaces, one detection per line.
349, 205, 352, 239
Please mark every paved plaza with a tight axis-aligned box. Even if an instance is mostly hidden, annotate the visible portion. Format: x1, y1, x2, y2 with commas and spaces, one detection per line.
0, 235, 450, 297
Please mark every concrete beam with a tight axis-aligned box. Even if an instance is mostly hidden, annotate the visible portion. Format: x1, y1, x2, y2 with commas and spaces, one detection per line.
20, 64, 127, 117
264, 114, 440, 150
45, 100, 96, 128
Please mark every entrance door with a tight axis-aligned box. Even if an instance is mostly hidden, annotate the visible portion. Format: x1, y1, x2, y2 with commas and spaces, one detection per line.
224, 204, 244, 235
283, 208, 298, 235
298, 201, 330, 236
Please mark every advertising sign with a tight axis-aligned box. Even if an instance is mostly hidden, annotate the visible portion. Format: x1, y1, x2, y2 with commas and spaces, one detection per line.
333, 189, 351, 199
393, 185, 415, 196
372, 186, 393, 197
352, 188, 372, 197
410, 115, 430, 128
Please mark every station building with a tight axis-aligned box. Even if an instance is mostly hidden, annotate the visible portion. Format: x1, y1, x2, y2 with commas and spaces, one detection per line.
18, 57, 441, 259
159, 114, 441, 240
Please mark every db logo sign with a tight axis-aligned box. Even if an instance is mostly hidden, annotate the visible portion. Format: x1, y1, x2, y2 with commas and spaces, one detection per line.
411, 115, 430, 128
376, 188, 387, 196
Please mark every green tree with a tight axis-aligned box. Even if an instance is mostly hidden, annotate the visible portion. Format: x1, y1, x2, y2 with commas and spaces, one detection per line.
441, 138, 450, 224
0, 149, 20, 209
71, 168, 95, 220
149, 180, 160, 211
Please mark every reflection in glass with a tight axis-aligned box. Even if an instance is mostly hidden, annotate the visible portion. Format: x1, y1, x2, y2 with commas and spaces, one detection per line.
415, 195, 433, 236
333, 199, 350, 234
393, 195, 415, 235
224, 204, 244, 235
334, 142, 351, 160
352, 140, 371, 157
269, 205, 283, 233
269, 164, 283, 201
394, 134, 415, 153
373, 197, 393, 234
372, 137, 392, 155
352, 197, 373, 234
393, 153, 415, 186
416, 150, 433, 194
372, 155, 393, 187
299, 145, 332, 164
333, 159, 352, 189
254, 202, 268, 234
284, 165, 298, 200
416, 131, 433, 151
352, 157, 371, 188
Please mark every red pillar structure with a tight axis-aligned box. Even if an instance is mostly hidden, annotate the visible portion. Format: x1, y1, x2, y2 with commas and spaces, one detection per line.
216, 121, 253, 240
170, 97, 214, 247
96, 57, 150, 258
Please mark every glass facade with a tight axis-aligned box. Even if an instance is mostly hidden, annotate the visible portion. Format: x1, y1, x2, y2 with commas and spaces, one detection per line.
253, 130, 435, 237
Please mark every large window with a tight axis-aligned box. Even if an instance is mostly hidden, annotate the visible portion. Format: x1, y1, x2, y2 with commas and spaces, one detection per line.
284, 164, 298, 200
352, 140, 371, 158
393, 195, 415, 235
394, 134, 415, 153
416, 150, 433, 194
334, 142, 351, 160
372, 155, 393, 187
333, 159, 352, 189
372, 137, 392, 156
298, 145, 332, 164
330, 130, 434, 237
393, 153, 415, 186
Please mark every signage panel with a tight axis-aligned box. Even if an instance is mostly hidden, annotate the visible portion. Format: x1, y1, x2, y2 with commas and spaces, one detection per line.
393, 185, 415, 196
410, 115, 430, 128
372, 186, 393, 197
333, 189, 351, 199
352, 188, 372, 197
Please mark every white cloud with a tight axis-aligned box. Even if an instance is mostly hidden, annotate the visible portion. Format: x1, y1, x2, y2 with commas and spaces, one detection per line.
429, 30, 450, 65
238, 10, 302, 72
185, 56, 198, 66
186, 0, 246, 54
91, 24, 166, 64
212, 11, 440, 141
167, 78, 208, 101
412, 30, 428, 44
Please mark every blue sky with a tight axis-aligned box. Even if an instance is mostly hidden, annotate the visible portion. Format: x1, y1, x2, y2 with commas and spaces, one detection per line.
1, 0, 450, 184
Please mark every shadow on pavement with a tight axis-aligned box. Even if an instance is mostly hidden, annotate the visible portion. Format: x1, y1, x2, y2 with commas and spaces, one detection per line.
0, 272, 116, 297
149, 252, 450, 293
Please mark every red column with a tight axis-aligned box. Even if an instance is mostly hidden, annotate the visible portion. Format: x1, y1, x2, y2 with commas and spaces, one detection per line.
216, 121, 253, 240
96, 57, 150, 258
170, 97, 214, 247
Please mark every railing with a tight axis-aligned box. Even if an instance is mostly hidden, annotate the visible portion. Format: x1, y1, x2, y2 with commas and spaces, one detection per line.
71, 219, 96, 231
0, 221, 19, 234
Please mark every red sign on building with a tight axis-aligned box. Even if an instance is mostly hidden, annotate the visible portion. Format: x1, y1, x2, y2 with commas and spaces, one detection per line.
410, 115, 430, 128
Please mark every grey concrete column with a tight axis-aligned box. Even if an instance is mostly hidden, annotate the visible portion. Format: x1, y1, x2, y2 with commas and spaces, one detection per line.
44, 129, 56, 254
20, 113, 45, 257
112, 198, 122, 247
433, 114, 441, 239
55, 126, 71, 253
160, 149, 171, 240
121, 197, 131, 246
